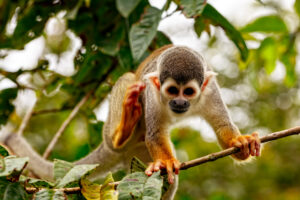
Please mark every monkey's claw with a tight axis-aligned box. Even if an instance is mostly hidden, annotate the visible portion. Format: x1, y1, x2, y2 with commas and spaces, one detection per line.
145, 158, 181, 184
230, 132, 260, 160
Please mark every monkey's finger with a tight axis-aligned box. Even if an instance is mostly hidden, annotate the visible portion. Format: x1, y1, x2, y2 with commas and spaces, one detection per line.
153, 160, 162, 172
166, 161, 175, 184
238, 137, 249, 157
173, 160, 181, 175
250, 139, 256, 156
145, 163, 154, 176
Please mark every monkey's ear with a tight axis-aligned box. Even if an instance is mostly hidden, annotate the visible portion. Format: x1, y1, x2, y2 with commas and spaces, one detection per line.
144, 71, 160, 90
201, 71, 218, 92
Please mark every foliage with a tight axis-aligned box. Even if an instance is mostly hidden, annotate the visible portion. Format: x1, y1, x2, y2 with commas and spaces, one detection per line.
0, 0, 299, 199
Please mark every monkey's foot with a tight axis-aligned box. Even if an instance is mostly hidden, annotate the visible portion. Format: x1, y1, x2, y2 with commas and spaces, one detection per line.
113, 82, 146, 148
145, 158, 181, 184
229, 132, 260, 160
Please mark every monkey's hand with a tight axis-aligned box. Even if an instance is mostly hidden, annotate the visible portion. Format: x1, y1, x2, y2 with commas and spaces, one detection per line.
145, 158, 181, 184
229, 132, 260, 160
112, 82, 146, 148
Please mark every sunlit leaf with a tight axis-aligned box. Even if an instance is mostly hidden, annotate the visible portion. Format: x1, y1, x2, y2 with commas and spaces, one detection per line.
194, 16, 206, 37
54, 159, 74, 182
180, 0, 206, 17
81, 172, 118, 200
258, 37, 277, 74
116, 0, 141, 18
0, 88, 18, 126
56, 164, 98, 188
129, 6, 162, 61
241, 15, 288, 33
35, 189, 65, 200
23, 177, 55, 188
202, 4, 248, 61
0, 178, 27, 200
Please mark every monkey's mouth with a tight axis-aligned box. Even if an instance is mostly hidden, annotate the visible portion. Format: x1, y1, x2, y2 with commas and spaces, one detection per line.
171, 107, 189, 114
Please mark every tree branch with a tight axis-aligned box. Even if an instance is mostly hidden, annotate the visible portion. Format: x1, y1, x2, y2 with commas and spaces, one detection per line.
42, 91, 92, 159
180, 126, 300, 170
17, 102, 36, 136
23, 126, 300, 195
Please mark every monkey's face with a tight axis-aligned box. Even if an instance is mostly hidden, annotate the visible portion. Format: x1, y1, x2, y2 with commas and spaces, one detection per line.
160, 78, 200, 114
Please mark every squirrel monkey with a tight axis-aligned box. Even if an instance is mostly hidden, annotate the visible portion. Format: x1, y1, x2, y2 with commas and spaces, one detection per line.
105, 45, 260, 198
2, 45, 260, 200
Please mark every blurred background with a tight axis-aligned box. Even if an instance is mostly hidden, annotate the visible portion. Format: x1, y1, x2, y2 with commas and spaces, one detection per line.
0, 0, 300, 199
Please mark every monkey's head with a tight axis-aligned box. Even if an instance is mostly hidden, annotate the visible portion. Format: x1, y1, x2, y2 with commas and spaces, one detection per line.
147, 46, 216, 114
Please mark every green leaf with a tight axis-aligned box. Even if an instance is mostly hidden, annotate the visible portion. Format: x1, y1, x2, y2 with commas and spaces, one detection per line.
81, 172, 118, 200
117, 172, 163, 200
56, 164, 98, 188
130, 157, 147, 173
54, 159, 74, 182
0, 178, 28, 200
241, 15, 288, 33
258, 37, 277, 74
154, 31, 172, 48
180, 0, 206, 18
0, 145, 10, 157
23, 177, 55, 188
129, 6, 162, 61
116, 0, 141, 18
194, 16, 206, 37
202, 4, 248, 61
35, 189, 65, 200
0, 88, 18, 126
0, 156, 28, 180
98, 23, 125, 56
295, 0, 300, 18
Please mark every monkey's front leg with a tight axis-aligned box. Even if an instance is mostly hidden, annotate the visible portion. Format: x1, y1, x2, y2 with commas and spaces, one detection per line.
112, 82, 145, 148
145, 132, 180, 184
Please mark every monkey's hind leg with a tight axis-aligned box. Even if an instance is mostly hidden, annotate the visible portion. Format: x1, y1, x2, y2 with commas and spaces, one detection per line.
110, 73, 145, 149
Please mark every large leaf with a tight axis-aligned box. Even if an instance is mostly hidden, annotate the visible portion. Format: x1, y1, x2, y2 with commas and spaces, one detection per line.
241, 15, 288, 33
258, 37, 277, 74
0, 156, 28, 180
118, 172, 163, 200
56, 164, 98, 188
81, 172, 118, 200
20, 176, 54, 188
116, 0, 141, 18
201, 4, 248, 61
0, 178, 28, 200
34, 189, 65, 200
180, 0, 206, 18
0, 88, 18, 126
129, 6, 162, 61
53, 159, 74, 182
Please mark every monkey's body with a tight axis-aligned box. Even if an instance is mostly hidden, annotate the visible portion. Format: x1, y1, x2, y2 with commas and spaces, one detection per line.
2, 45, 260, 200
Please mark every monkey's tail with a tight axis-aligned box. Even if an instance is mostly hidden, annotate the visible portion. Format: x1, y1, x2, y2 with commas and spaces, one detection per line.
4, 134, 123, 181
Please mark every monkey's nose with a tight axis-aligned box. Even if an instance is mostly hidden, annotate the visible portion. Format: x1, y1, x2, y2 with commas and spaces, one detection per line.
169, 99, 190, 113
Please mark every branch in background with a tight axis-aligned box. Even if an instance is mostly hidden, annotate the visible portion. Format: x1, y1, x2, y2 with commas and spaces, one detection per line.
180, 126, 300, 170
42, 91, 92, 159
32, 107, 72, 116
17, 101, 36, 136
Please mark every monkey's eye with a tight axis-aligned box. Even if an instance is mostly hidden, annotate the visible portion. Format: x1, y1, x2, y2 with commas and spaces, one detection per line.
183, 87, 195, 96
167, 86, 179, 95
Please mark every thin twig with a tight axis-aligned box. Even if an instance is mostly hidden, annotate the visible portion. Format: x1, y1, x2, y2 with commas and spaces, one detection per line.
17, 102, 36, 136
42, 91, 92, 159
180, 126, 300, 170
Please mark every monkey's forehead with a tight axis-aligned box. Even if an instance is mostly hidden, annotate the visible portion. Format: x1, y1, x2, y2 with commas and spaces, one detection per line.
158, 47, 205, 85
